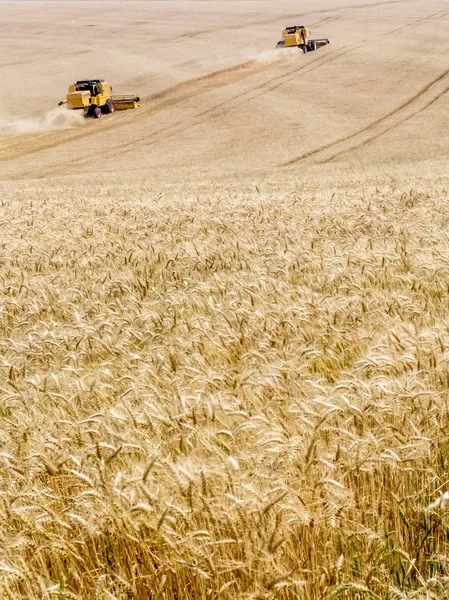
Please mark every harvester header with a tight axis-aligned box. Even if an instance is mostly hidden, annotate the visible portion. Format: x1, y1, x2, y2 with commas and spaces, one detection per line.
58, 79, 140, 118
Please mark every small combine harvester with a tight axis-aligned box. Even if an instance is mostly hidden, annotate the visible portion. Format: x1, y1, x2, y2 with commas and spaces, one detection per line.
58, 79, 140, 118
277, 26, 330, 53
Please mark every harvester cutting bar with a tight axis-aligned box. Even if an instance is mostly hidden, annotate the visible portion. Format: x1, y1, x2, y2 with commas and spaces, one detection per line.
112, 95, 140, 110
314, 39, 330, 48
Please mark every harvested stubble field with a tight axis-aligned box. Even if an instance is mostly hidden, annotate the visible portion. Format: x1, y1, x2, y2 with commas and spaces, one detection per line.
2, 0, 449, 598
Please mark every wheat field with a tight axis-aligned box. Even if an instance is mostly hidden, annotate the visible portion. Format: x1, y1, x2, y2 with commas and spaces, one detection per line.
2, 0, 449, 598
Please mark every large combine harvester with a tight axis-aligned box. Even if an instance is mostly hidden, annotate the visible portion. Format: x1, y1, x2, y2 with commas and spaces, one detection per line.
58, 79, 140, 118
277, 26, 330, 53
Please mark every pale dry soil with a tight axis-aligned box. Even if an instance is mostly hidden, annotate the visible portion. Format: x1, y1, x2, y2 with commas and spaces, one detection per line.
1, 1, 449, 599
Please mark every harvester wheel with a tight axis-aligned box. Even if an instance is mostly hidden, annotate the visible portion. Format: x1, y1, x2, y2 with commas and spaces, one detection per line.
302, 45, 308, 53
104, 99, 115, 114
308, 41, 317, 52
92, 106, 102, 119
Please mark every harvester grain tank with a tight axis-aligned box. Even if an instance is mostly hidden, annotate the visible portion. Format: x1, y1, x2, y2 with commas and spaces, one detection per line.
277, 26, 330, 53
58, 79, 140, 118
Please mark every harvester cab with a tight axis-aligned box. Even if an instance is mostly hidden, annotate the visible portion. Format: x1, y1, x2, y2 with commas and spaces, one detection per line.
58, 79, 140, 118
276, 25, 330, 53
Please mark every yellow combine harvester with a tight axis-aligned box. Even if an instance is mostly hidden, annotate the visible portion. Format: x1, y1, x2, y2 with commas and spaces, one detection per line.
58, 79, 140, 118
277, 26, 330, 53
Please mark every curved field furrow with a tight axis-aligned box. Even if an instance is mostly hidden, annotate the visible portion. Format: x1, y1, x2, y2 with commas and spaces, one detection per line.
284, 66, 449, 166
322, 84, 449, 163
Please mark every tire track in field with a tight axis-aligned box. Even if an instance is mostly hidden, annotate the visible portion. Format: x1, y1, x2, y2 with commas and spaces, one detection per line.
178, 0, 407, 40
124, 33, 267, 90
321, 83, 449, 163
180, 6, 449, 124
228, 7, 449, 114
185, 7, 361, 120
309, 11, 351, 28
0, 59, 275, 167
283, 66, 449, 166
153, 12, 348, 123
